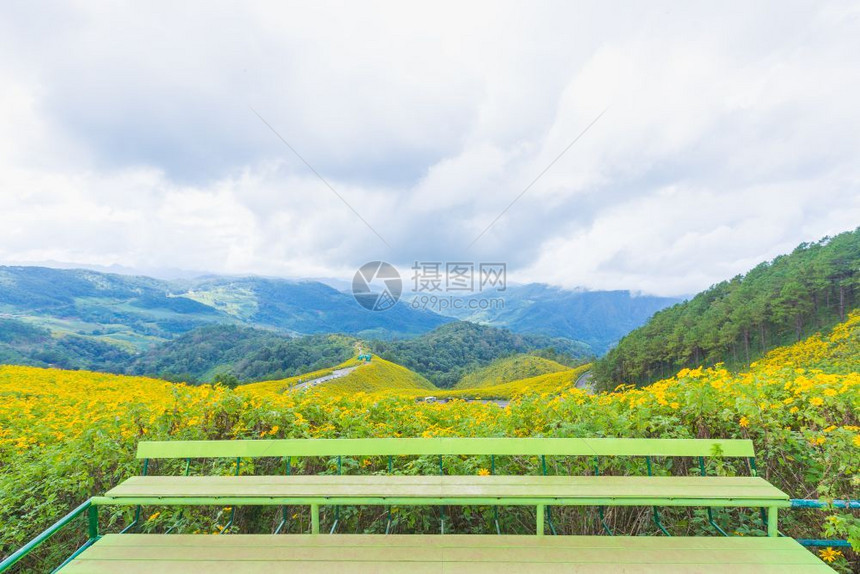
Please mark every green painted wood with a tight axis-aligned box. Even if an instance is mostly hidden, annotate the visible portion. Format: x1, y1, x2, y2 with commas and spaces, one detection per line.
108, 475, 774, 486
60, 535, 831, 574
92, 495, 791, 508
59, 563, 835, 574
136, 438, 755, 460
92, 533, 811, 549
67, 546, 822, 564
103, 475, 789, 501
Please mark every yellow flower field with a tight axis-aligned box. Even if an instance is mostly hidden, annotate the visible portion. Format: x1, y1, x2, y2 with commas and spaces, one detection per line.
0, 313, 858, 570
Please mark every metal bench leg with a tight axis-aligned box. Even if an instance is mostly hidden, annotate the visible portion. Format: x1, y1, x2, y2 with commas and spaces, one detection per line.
330, 456, 341, 534
698, 458, 727, 536
439, 455, 445, 534
651, 506, 671, 536
707, 507, 728, 536
311, 504, 320, 534
767, 507, 778, 537
546, 507, 557, 535
598, 506, 613, 535
386, 456, 394, 534
275, 456, 291, 534
538, 455, 557, 535
274, 505, 288, 534
645, 456, 670, 536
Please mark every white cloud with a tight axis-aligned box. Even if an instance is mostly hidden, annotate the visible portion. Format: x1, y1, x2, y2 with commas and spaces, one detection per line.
0, 0, 858, 295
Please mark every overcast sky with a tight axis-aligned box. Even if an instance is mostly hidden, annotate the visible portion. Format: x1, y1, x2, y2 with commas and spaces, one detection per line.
0, 1, 858, 296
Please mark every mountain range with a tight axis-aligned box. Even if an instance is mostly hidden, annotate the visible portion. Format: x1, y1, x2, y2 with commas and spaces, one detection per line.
0, 265, 681, 380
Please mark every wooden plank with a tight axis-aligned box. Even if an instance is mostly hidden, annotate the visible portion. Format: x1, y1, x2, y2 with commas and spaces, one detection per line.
61, 562, 832, 574
89, 534, 814, 551
113, 475, 771, 486
104, 475, 789, 501
584, 438, 755, 457
94, 495, 791, 509
136, 438, 755, 460
75, 545, 825, 565
62, 535, 831, 574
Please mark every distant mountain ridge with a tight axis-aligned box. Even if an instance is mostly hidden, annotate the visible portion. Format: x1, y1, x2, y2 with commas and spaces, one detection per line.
422, 283, 682, 354
0, 265, 681, 378
0, 266, 450, 347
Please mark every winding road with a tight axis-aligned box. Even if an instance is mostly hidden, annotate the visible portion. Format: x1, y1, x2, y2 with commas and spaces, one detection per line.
290, 365, 363, 391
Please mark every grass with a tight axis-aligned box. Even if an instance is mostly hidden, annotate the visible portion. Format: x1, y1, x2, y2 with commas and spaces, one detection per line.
455, 354, 571, 389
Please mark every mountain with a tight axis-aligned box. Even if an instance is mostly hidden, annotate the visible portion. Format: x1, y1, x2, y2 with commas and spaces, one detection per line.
182, 276, 451, 337
0, 266, 676, 379
370, 321, 591, 388
422, 284, 681, 354
594, 227, 860, 389
0, 266, 450, 358
455, 354, 570, 389
126, 325, 357, 383
0, 317, 134, 371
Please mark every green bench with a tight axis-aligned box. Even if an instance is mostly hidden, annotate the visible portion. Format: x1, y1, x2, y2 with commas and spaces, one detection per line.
3, 438, 833, 572
62, 534, 830, 573
95, 437, 788, 537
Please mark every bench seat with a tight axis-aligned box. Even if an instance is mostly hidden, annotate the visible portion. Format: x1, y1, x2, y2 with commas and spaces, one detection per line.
62, 534, 832, 573
100, 475, 790, 507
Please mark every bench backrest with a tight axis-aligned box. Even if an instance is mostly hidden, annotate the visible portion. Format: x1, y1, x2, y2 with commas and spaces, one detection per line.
136, 437, 755, 460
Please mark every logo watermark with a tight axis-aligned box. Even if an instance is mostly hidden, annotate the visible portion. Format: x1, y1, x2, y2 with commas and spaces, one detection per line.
410, 294, 505, 312
352, 260, 507, 312
352, 261, 402, 311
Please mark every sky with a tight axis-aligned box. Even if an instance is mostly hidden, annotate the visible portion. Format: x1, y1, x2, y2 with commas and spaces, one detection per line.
0, 0, 858, 296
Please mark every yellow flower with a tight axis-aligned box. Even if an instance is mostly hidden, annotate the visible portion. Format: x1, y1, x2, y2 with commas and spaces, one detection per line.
669, 402, 680, 410
147, 512, 160, 522
270, 425, 280, 434
739, 416, 749, 428
818, 547, 842, 563
789, 406, 800, 413
853, 435, 860, 448
809, 397, 824, 407
477, 468, 491, 476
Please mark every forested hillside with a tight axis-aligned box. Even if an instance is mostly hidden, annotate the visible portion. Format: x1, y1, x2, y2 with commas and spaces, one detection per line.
595, 228, 860, 388
455, 354, 570, 389
128, 325, 356, 383
371, 322, 591, 388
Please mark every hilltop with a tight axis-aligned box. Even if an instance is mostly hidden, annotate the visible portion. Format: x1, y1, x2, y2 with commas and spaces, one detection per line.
595, 227, 860, 389
239, 357, 435, 397
454, 354, 571, 389
371, 322, 591, 388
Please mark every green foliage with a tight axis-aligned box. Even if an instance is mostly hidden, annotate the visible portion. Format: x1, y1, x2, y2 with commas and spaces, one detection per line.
0, 317, 134, 371
595, 227, 860, 389
432, 363, 592, 400
455, 354, 570, 389
371, 322, 591, 388
0, 315, 858, 570
311, 358, 436, 394
130, 325, 356, 383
